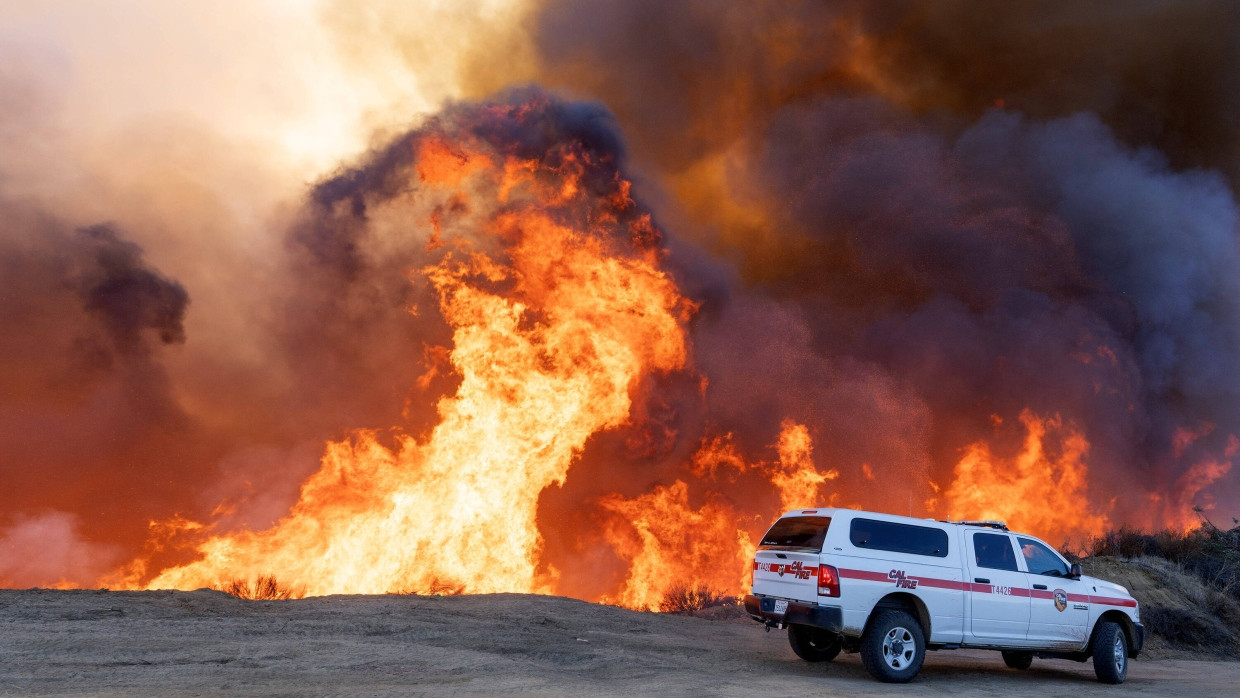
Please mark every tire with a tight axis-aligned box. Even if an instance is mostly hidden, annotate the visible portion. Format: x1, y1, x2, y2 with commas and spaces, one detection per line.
860, 610, 926, 683
1091, 621, 1128, 684
787, 624, 842, 662
1001, 650, 1033, 670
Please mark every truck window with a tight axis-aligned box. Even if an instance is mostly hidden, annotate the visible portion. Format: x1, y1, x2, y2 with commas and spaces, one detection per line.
972, 532, 1019, 571
849, 518, 949, 557
1018, 537, 1070, 576
759, 516, 831, 550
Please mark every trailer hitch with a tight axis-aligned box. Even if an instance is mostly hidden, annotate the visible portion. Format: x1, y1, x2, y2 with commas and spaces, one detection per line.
763, 619, 785, 632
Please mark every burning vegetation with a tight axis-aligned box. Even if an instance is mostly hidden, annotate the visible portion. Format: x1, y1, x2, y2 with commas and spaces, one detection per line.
216, 575, 305, 601
99, 89, 1232, 608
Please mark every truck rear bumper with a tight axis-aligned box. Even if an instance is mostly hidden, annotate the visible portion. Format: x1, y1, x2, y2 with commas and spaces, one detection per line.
743, 594, 843, 633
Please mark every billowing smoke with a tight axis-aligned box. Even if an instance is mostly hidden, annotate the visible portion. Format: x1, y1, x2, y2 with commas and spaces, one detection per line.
510, 0, 1240, 530
0, 208, 193, 586
0, 0, 516, 585
524, 0, 1240, 182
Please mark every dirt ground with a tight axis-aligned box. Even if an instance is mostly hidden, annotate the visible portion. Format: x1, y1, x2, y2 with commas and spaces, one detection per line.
3, 589, 1238, 697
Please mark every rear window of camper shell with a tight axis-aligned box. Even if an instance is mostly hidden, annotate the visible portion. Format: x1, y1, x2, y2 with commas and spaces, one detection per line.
759, 516, 832, 551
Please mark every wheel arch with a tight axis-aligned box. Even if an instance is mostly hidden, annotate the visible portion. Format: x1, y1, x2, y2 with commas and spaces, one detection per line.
1091, 610, 1138, 657
867, 592, 931, 639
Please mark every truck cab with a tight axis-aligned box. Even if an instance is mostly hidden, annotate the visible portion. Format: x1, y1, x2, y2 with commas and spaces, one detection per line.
744, 508, 1143, 684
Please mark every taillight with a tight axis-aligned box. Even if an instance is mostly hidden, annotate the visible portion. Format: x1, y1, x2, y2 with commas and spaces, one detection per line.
818, 564, 840, 597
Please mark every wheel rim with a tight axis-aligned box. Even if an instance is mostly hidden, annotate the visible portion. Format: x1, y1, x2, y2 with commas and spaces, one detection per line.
882, 625, 916, 670
1112, 634, 1126, 674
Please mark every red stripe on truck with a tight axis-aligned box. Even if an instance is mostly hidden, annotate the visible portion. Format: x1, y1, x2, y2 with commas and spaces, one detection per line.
1090, 595, 1137, 608
840, 567, 969, 590
837, 568, 1135, 607
838, 568, 888, 582
769, 565, 1136, 608
915, 576, 969, 591
754, 562, 818, 578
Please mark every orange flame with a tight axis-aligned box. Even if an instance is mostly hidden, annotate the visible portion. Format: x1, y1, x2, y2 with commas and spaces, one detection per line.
1157, 434, 1237, 531
769, 419, 838, 512
595, 420, 837, 609
140, 113, 692, 597
599, 480, 755, 611
944, 410, 1109, 542
101, 97, 1230, 608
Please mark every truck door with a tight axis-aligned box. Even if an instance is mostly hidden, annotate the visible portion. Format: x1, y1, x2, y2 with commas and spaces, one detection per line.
966, 531, 1031, 643
1019, 536, 1090, 647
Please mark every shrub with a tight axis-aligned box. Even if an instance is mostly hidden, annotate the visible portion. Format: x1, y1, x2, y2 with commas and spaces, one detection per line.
1152, 528, 1202, 562
425, 578, 465, 596
217, 574, 304, 600
1092, 518, 1240, 603
1089, 525, 1154, 558
393, 578, 465, 596
1204, 589, 1240, 629
658, 584, 734, 613
1142, 606, 1233, 647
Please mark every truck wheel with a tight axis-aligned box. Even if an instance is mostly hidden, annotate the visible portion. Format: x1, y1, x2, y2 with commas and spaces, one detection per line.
860, 610, 925, 683
1001, 651, 1033, 670
1091, 621, 1128, 684
788, 624, 841, 662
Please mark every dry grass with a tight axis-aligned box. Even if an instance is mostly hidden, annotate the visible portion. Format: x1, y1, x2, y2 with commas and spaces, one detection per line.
1086, 555, 1240, 656
658, 584, 734, 613
392, 578, 466, 596
1142, 607, 1232, 648
216, 575, 305, 600
1089, 520, 1240, 601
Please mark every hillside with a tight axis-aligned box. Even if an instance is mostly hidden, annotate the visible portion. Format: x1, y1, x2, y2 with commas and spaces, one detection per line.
1077, 555, 1240, 658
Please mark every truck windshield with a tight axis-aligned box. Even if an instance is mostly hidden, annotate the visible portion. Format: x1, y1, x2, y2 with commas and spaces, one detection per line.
759, 516, 832, 551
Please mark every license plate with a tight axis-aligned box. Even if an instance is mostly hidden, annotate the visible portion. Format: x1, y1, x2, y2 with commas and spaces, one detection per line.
772, 599, 788, 615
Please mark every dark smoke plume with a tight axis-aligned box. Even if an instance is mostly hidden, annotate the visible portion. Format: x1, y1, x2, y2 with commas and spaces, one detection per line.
529, 0, 1240, 183
75, 224, 189, 350
514, 0, 1240, 527
0, 206, 195, 585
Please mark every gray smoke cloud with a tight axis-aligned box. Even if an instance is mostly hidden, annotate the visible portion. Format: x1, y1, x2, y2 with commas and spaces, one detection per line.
515, 0, 1240, 529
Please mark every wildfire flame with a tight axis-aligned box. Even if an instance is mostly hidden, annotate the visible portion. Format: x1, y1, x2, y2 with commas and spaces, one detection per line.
599, 481, 755, 611
112, 95, 1201, 607
598, 419, 837, 610
769, 420, 838, 512
943, 410, 1109, 543
142, 99, 691, 596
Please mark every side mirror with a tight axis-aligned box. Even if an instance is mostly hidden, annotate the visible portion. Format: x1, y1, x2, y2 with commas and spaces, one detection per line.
1069, 563, 1082, 580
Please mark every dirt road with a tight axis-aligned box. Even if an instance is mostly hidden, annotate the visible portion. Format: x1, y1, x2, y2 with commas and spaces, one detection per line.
2, 589, 1236, 697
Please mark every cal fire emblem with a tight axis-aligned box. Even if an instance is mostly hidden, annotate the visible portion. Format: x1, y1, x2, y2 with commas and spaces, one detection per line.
1053, 589, 1068, 612
778, 561, 813, 580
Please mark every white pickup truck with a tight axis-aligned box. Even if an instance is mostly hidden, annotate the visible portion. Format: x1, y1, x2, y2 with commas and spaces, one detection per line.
743, 508, 1143, 684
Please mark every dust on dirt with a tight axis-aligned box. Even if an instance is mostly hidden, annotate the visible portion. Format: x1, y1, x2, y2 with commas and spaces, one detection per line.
3, 588, 1239, 697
